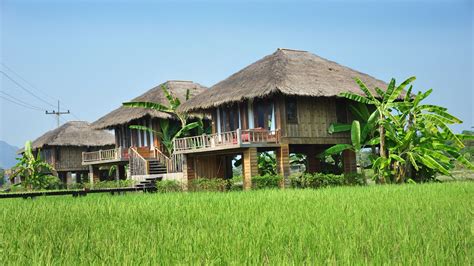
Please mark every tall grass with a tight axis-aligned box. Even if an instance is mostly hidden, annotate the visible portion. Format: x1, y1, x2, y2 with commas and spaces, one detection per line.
0, 182, 472, 264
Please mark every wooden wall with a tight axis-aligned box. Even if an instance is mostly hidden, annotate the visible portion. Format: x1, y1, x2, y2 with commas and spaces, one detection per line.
193, 155, 226, 179
114, 116, 162, 149
206, 95, 352, 145
276, 96, 351, 145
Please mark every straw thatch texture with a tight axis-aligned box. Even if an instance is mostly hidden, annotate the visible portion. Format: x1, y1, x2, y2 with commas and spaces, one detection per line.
180, 48, 392, 112
91, 80, 207, 130
28, 121, 115, 151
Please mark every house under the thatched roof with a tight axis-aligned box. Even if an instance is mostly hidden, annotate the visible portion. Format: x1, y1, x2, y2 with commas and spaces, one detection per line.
174, 48, 395, 189
22, 121, 115, 185
82, 80, 207, 181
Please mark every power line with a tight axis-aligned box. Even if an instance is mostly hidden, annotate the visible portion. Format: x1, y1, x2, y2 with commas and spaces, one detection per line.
0, 63, 82, 120
1, 62, 57, 103
0, 95, 44, 111
0, 91, 47, 111
0, 70, 56, 108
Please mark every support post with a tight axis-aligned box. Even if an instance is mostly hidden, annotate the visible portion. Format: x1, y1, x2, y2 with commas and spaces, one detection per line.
276, 144, 290, 188
89, 165, 94, 186
183, 155, 196, 185
243, 147, 258, 190
306, 146, 322, 173
343, 150, 357, 174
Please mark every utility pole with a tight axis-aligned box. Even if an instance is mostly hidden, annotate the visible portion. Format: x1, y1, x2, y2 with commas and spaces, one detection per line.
46, 100, 70, 127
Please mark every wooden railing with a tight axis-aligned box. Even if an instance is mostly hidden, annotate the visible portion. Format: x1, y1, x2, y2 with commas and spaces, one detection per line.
173, 129, 280, 153
129, 147, 148, 176
154, 148, 184, 173
82, 148, 123, 163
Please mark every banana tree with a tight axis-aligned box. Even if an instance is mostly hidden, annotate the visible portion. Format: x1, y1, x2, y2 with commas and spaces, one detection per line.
123, 85, 203, 155
328, 101, 379, 155
383, 89, 474, 182
324, 120, 373, 183
338, 76, 416, 182
11, 141, 56, 190
130, 119, 200, 155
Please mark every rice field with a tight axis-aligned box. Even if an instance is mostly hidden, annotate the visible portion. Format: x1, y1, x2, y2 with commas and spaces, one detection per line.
0, 182, 472, 265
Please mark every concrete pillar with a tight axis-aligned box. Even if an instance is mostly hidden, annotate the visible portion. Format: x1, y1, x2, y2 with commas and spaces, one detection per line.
343, 150, 357, 174
276, 144, 290, 187
183, 155, 196, 182
242, 147, 258, 190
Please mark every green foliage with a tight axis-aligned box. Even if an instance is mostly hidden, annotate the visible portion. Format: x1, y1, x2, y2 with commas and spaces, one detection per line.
0, 168, 5, 187
11, 141, 58, 190
251, 174, 282, 189
188, 178, 229, 192
332, 76, 473, 183
123, 85, 205, 154
289, 172, 363, 188
156, 180, 183, 193
257, 152, 277, 175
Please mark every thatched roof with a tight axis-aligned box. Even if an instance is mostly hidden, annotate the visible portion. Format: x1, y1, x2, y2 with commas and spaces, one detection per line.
27, 121, 115, 151
92, 80, 207, 130
180, 48, 392, 112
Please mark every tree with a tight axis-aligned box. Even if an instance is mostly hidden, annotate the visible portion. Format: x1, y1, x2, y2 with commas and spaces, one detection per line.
10, 141, 59, 190
382, 88, 474, 182
324, 120, 371, 183
338, 77, 415, 182
337, 76, 474, 183
123, 85, 204, 155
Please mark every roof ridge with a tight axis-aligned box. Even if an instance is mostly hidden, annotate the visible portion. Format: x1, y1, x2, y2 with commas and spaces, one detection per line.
277, 48, 308, 52
166, 80, 194, 83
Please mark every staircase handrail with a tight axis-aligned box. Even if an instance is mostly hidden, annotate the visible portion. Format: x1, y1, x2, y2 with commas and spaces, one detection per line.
130, 147, 149, 176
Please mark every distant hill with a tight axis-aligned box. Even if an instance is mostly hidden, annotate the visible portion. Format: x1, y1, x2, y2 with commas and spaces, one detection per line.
0, 140, 19, 169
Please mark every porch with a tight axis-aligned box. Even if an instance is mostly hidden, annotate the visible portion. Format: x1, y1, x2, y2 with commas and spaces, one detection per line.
82, 147, 129, 165
173, 129, 281, 154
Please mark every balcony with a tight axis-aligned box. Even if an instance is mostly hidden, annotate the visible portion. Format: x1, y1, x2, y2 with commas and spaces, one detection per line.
82, 147, 129, 165
173, 129, 281, 154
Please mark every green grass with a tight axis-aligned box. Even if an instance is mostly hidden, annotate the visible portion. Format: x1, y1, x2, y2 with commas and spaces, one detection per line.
0, 183, 472, 264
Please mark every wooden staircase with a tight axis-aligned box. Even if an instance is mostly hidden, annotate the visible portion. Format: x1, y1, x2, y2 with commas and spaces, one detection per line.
132, 159, 167, 190
129, 147, 184, 191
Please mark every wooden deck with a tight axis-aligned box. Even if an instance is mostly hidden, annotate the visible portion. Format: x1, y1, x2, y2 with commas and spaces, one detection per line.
173, 129, 281, 154
82, 147, 129, 165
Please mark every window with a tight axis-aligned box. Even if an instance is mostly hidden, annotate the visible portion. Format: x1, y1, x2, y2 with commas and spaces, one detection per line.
286, 97, 298, 123
336, 99, 348, 123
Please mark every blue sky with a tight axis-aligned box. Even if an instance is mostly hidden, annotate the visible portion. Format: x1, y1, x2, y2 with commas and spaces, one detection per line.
1, 0, 472, 147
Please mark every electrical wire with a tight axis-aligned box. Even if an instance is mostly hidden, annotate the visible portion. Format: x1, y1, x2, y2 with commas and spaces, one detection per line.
0, 65, 82, 120
0, 70, 56, 108
0, 95, 44, 111
0, 91, 47, 111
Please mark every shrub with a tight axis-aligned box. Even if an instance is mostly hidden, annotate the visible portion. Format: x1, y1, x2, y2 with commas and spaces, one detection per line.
344, 173, 366, 186
251, 174, 282, 189
289, 172, 364, 189
91, 180, 136, 189
156, 180, 183, 193
228, 176, 243, 191
188, 178, 228, 192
